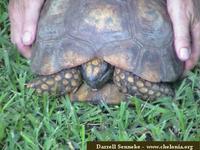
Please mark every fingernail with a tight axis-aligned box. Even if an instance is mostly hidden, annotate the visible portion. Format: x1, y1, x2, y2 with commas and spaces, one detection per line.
22, 32, 32, 45
179, 48, 191, 61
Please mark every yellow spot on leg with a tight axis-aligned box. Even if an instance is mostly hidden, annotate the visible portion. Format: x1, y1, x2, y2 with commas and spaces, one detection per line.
55, 75, 62, 81
139, 87, 148, 94
65, 73, 72, 79
62, 79, 69, 85
136, 81, 144, 88
46, 79, 55, 85
41, 84, 49, 90
71, 80, 78, 87
128, 76, 134, 83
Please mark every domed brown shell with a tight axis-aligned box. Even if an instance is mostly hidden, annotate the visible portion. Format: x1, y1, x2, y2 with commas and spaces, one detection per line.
31, 0, 184, 82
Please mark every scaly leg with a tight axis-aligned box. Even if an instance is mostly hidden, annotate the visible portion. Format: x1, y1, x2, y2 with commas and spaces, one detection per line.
27, 68, 82, 95
113, 68, 174, 100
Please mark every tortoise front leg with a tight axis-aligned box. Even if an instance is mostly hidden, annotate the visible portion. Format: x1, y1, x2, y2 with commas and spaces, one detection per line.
113, 68, 174, 100
27, 68, 82, 95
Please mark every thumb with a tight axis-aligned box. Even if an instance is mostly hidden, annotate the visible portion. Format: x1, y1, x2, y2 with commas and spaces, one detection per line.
22, 0, 44, 46
167, 0, 191, 61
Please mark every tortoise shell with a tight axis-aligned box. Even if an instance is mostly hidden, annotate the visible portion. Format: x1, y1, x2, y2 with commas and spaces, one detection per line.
31, 0, 184, 82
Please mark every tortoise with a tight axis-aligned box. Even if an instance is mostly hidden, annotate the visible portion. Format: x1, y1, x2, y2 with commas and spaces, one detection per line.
27, 0, 184, 103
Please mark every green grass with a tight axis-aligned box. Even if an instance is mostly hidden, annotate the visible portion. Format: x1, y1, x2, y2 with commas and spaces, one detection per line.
0, 1, 200, 149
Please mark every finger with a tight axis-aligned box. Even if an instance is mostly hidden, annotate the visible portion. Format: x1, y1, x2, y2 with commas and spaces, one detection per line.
8, 0, 23, 44
185, 23, 200, 70
167, 0, 192, 61
22, 0, 44, 45
8, 0, 31, 58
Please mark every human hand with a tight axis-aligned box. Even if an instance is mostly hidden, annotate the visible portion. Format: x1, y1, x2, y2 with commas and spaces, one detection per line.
167, 0, 200, 71
8, 0, 44, 58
